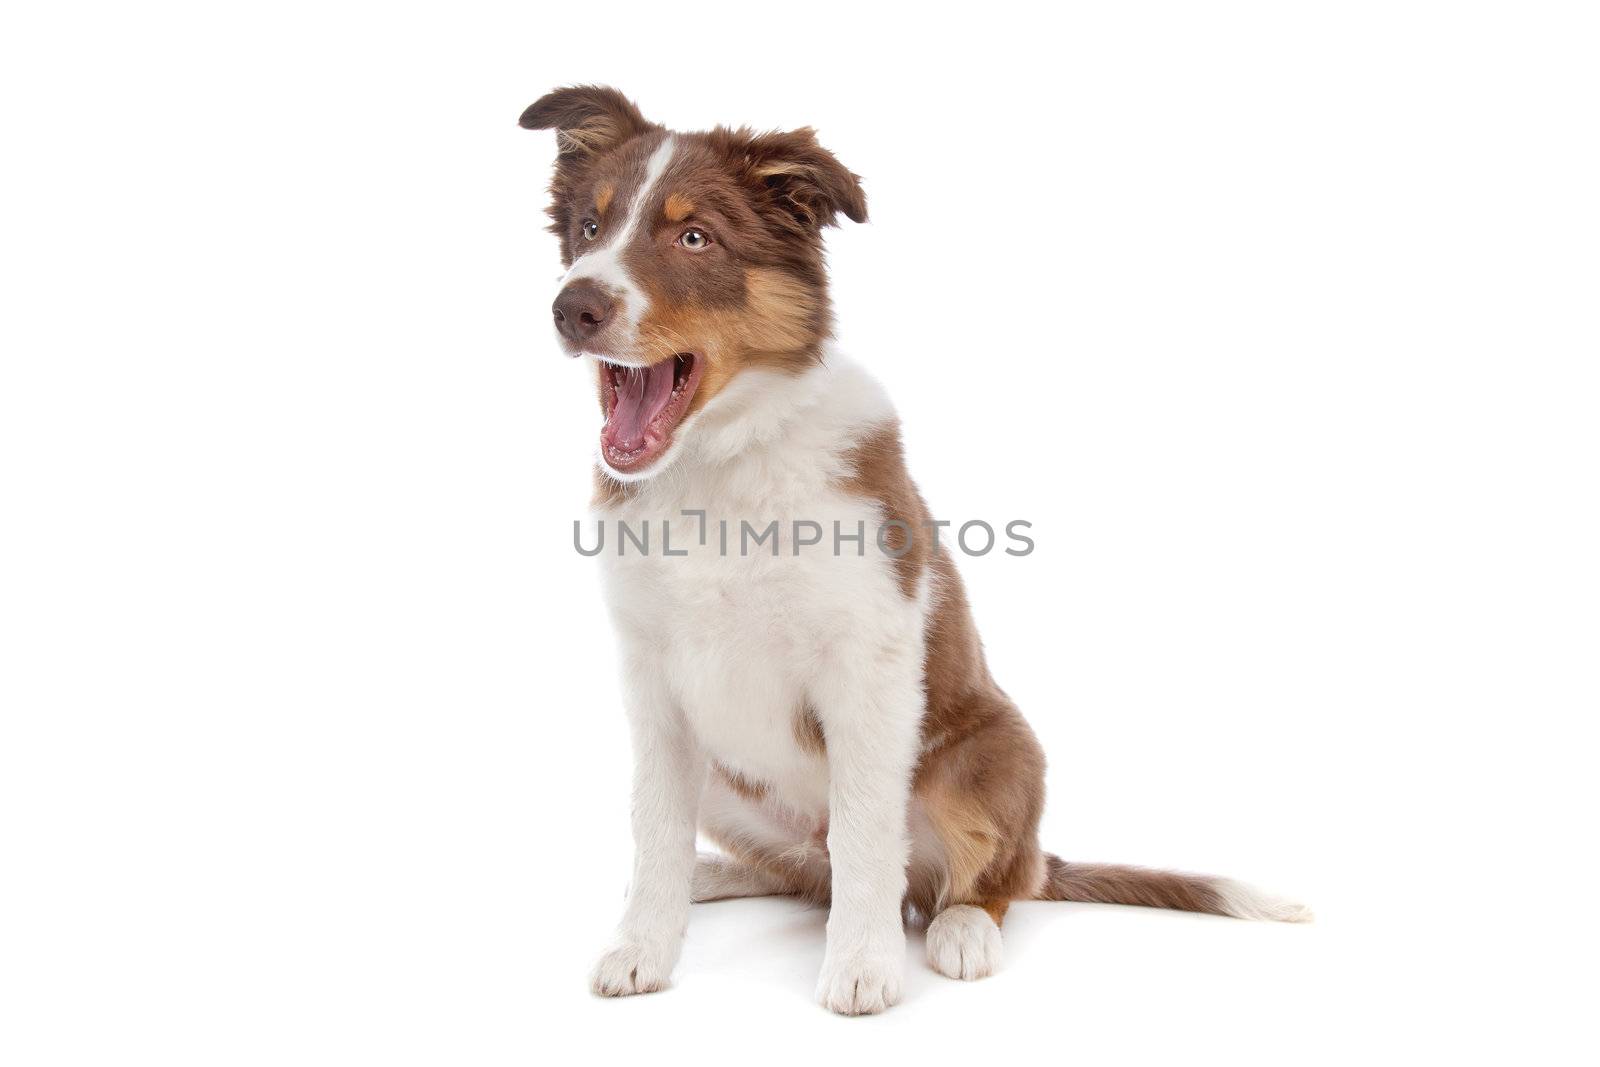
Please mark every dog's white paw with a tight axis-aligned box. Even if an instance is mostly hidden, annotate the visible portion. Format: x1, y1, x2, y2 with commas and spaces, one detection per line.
926, 905, 1003, 981
589, 937, 677, 997
814, 947, 904, 1016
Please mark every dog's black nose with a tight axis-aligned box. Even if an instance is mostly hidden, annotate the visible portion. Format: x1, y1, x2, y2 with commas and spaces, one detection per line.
552, 281, 614, 342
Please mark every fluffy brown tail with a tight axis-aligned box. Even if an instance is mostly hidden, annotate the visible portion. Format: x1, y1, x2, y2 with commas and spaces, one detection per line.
1039, 854, 1312, 922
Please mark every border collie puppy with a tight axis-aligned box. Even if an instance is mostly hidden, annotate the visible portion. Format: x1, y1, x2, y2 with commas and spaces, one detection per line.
520, 86, 1308, 1016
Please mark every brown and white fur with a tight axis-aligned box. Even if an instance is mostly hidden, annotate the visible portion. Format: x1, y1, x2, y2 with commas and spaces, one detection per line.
520, 87, 1309, 1016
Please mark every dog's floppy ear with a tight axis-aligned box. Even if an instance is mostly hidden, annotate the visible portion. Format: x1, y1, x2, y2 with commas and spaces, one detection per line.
735, 127, 868, 230
519, 85, 656, 161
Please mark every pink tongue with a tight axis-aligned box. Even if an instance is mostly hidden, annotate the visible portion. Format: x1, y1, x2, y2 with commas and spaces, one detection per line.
604, 362, 676, 452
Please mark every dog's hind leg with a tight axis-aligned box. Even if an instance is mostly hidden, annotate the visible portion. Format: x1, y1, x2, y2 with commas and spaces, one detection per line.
696, 770, 834, 905
692, 853, 794, 901
912, 698, 1049, 982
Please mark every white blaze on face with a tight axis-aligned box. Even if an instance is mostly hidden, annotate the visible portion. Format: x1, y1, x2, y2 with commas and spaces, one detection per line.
561, 135, 678, 363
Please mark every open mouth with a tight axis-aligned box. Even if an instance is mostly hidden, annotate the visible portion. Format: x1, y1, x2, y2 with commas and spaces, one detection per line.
599, 353, 703, 474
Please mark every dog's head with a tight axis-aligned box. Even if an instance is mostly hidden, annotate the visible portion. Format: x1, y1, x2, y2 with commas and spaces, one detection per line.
520, 86, 867, 480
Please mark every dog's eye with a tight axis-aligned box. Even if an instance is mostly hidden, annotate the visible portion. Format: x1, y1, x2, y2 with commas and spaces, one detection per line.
581, 220, 599, 241
679, 229, 710, 251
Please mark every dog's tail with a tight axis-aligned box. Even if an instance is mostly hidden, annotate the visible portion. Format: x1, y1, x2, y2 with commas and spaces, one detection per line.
1038, 854, 1312, 922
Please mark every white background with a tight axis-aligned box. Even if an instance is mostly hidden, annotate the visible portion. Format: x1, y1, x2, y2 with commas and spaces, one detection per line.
3, 2, 1597, 1063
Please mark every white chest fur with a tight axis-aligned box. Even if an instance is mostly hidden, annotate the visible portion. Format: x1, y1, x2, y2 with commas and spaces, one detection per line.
593, 355, 917, 815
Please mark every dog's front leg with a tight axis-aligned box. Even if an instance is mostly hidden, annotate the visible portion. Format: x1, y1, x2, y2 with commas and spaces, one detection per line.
811, 652, 922, 1015
590, 664, 704, 997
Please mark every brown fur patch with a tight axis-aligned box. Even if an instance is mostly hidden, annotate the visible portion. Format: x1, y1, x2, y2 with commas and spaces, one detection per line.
712, 762, 769, 803
920, 550, 998, 740
915, 692, 1044, 910
922, 780, 1002, 902
635, 267, 822, 418
1039, 856, 1228, 915
663, 192, 694, 222
595, 182, 614, 216
737, 127, 868, 228
629, 268, 819, 369
793, 707, 826, 754
839, 422, 932, 597
981, 899, 1010, 926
